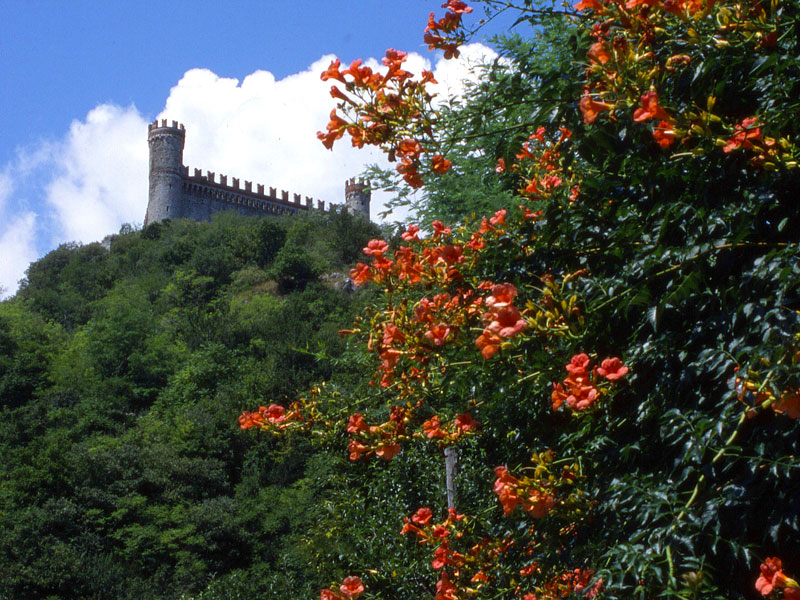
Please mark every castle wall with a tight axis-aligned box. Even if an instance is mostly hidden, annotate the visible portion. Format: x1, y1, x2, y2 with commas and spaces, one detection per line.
178, 170, 314, 221
145, 120, 369, 225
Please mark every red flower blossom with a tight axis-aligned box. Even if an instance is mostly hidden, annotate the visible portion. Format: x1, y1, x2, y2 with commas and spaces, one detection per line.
551, 382, 568, 410
350, 263, 372, 286
575, 0, 603, 9
486, 283, 517, 309
425, 323, 452, 347
415, 298, 434, 323
566, 353, 591, 377
522, 489, 555, 519
633, 90, 671, 123
573, 569, 604, 598
423, 415, 447, 438
490, 209, 507, 226
317, 109, 348, 149
432, 220, 452, 238
382, 323, 406, 346
347, 413, 369, 433
401, 224, 420, 241
382, 48, 409, 71
476, 329, 503, 359
436, 572, 458, 600
421, 70, 438, 84
339, 576, 365, 599
264, 404, 287, 423
566, 383, 598, 411
653, 120, 677, 148
433, 245, 464, 265
329, 85, 353, 104
412, 507, 434, 525
757, 557, 784, 596
596, 357, 628, 381
588, 41, 611, 64
774, 391, 800, 419
442, 0, 473, 14
380, 347, 402, 372
238, 410, 264, 429
521, 207, 543, 220
723, 117, 763, 153
397, 159, 424, 188
363, 239, 389, 257
579, 94, 611, 124
431, 154, 452, 174
397, 137, 423, 159
348, 439, 368, 461
320, 58, 345, 82
321, 589, 340, 600
376, 443, 401, 460
487, 306, 527, 338
493, 466, 522, 514
454, 412, 479, 432
495, 157, 506, 173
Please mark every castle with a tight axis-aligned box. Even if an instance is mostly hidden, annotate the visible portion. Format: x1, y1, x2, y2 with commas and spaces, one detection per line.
144, 120, 370, 226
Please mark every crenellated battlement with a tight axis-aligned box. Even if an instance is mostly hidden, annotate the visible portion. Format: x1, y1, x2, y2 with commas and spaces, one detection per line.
145, 121, 368, 226
148, 119, 186, 134
184, 166, 324, 211
345, 176, 368, 193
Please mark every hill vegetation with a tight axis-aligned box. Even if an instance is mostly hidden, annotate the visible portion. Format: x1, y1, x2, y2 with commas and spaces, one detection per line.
0, 210, 381, 600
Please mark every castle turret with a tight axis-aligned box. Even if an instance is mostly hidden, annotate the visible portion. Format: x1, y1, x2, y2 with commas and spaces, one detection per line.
145, 120, 186, 226
345, 177, 370, 219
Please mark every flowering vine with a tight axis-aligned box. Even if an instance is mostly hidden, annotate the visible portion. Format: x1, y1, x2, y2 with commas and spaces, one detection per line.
575, 0, 798, 168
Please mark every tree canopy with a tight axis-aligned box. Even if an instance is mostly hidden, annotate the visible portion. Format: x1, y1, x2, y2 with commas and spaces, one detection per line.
246, 0, 800, 599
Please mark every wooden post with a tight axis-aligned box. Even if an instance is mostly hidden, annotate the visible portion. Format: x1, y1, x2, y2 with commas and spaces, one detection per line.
445, 446, 458, 509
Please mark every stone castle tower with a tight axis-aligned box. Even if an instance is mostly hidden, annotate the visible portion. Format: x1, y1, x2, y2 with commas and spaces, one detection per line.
145, 120, 370, 226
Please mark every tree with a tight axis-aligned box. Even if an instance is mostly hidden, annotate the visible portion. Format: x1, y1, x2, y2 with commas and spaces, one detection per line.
241, 1, 800, 599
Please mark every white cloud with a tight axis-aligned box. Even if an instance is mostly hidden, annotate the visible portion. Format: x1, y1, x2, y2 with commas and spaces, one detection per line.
44, 104, 149, 242
0, 43, 498, 297
0, 171, 12, 215
0, 171, 36, 298
0, 212, 37, 299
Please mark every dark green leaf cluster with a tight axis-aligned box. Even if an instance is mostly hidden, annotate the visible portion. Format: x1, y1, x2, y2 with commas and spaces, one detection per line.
0, 210, 382, 600
284, 2, 800, 598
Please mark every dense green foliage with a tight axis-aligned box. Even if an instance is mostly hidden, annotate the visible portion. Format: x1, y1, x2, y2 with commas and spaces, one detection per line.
242, 2, 800, 600
0, 210, 381, 600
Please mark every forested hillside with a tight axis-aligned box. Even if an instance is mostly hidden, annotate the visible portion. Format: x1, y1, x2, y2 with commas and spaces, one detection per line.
0, 210, 381, 600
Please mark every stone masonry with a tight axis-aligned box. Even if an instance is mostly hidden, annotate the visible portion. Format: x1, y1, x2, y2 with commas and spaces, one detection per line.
144, 120, 371, 226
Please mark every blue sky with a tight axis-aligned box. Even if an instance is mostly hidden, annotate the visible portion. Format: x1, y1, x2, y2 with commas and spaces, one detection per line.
0, 1, 519, 296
